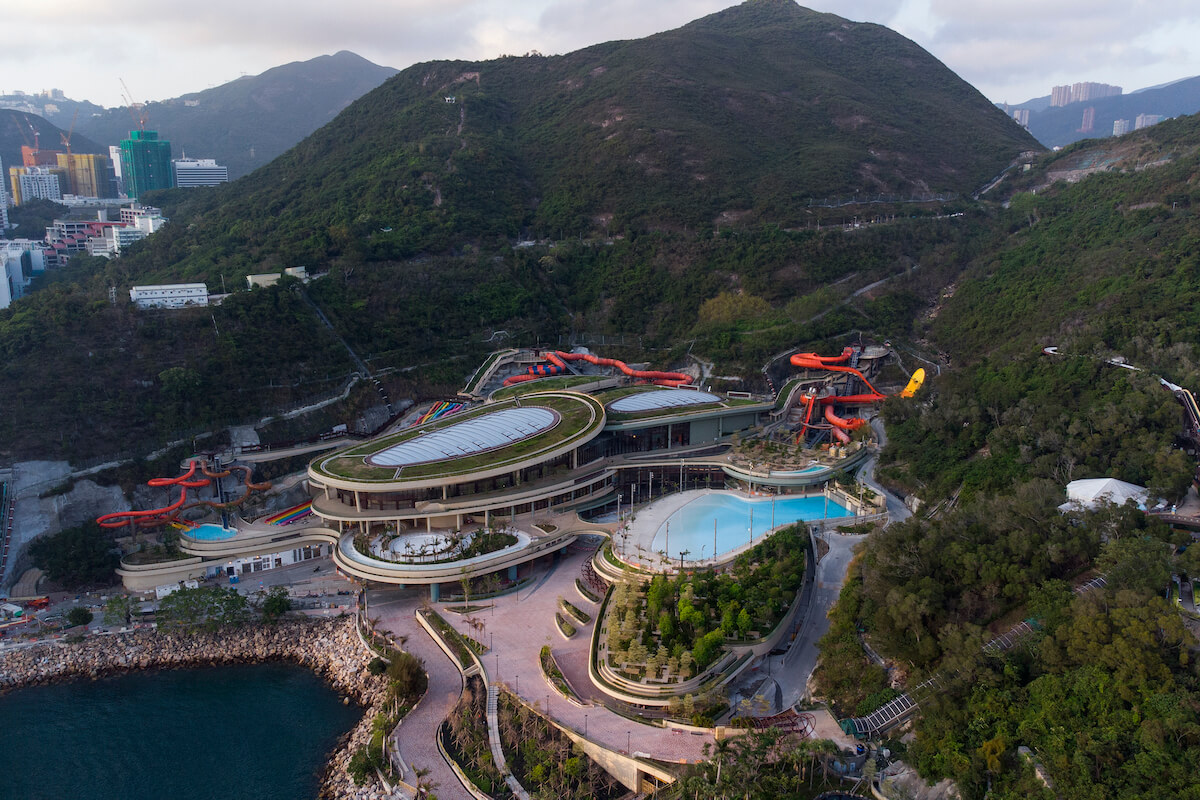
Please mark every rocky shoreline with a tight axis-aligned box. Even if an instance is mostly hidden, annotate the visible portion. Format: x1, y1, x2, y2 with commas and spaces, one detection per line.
0, 616, 388, 800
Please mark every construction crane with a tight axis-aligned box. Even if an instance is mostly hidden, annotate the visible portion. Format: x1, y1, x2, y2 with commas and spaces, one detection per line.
59, 110, 78, 156
119, 78, 148, 132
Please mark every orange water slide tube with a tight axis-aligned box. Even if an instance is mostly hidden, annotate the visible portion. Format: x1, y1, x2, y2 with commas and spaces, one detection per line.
96, 488, 189, 529
147, 460, 210, 489
790, 349, 886, 401
824, 405, 866, 431
553, 351, 692, 387
501, 373, 539, 387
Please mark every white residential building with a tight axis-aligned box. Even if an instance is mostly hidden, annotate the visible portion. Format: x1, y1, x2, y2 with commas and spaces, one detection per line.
17, 166, 63, 203
0, 239, 47, 309
173, 158, 228, 187
1135, 114, 1162, 130
1113, 119, 1131, 136
129, 283, 208, 309
0, 157, 8, 231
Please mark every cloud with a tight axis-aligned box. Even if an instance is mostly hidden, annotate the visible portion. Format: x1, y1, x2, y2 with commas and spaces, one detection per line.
4, 0, 1200, 108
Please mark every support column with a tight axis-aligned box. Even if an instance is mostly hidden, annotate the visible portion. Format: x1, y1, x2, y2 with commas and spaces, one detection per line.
426, 517, 432, 533
456, 513, 462, 529
485, 508, 490, 528
354, 491, 362, 512
508, 565, 518, 581
430, 583, 441, 602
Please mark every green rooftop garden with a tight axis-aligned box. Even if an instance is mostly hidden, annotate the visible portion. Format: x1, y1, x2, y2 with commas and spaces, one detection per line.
311, 392, 604, 483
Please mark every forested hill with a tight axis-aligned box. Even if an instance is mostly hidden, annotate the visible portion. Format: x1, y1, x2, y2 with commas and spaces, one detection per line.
123, 0, 1038, 284
878, 112, 1200, 503
73, 51, 398, 179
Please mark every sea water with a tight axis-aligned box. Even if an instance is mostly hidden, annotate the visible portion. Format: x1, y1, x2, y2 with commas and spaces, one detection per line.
0, 662, 360, 800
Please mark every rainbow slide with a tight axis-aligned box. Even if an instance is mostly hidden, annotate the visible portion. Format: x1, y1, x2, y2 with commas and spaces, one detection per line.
264, 501, 313, 526
411, 400, 463, 427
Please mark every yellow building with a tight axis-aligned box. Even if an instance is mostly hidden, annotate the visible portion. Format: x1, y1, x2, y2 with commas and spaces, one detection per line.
56, 153, 114, 198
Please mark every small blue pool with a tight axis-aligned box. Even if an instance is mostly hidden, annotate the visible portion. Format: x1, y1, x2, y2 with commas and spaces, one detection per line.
186, 524, 237, 541
652, 492, 849, 559
769, 464, 829, 476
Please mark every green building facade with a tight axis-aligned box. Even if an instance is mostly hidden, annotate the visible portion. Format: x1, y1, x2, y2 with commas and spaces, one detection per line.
119, 130, 173, 198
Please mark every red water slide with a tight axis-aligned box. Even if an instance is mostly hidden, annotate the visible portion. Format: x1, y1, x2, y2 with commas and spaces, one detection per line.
790, 348, 886, 402
97, 487, 190, 529
551, 351, 692, 387
95, 460, 272, 530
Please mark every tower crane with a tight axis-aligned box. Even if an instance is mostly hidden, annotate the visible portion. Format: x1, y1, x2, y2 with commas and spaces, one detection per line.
59, 110, 79, 156
119, 78, 148, 131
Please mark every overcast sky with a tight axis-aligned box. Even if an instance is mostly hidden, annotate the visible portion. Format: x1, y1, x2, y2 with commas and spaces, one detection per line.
4, 0, 1200, 108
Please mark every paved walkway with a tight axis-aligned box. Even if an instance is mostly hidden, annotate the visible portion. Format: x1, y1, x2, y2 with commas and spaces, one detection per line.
370, 588, 471, 800
436, 544, 714, 764
863, 418, 912, 523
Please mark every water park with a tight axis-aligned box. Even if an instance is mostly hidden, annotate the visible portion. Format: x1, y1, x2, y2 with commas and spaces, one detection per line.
104, 342, 920, 603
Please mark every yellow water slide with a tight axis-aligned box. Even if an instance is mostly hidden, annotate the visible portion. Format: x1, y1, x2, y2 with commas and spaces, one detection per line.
900, 368, 926, 398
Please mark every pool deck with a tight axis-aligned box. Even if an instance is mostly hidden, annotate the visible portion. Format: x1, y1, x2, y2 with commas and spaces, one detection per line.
616, 488, 837, 570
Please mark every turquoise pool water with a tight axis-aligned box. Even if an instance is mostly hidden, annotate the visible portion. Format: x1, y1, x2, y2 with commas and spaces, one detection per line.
651, 493, 849, 559
769, 464, 829, 476
186, 523, 237, 540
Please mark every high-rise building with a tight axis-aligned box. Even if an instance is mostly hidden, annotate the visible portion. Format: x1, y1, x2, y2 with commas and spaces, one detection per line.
1113, 119, 1131, 136
1012, 109, 1030, 126
1073, 82, 1122, 103
0, 157, 8, 231
1135, 114, 1162, 130
9, 165, 67, 204
21, 145, 61, 167
56, 152, 116, 198
172, 158, 229, 187
119, 130, 174, 198
1078, 107, 1095, 134
1050, 82, 1122, 107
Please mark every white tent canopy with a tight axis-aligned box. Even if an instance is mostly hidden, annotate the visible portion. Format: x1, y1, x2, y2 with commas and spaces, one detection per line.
1060, 477, 1149, 512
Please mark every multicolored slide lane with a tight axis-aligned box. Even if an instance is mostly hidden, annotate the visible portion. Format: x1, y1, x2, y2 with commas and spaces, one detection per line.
263, 501, 314, 526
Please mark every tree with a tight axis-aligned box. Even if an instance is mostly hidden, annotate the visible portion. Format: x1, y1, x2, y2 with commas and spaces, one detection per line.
28, 521, 119, 588
1097, 535, 1173, 595
156, 586, 250, 632
103, 594, 135, 627
387, 650, 428, 700
66, 606, 94, 627
260, 585, 292, 623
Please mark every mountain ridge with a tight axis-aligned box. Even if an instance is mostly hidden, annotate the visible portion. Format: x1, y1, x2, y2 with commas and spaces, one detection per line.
72, 51, 397, 179
127, 0, 1039, 282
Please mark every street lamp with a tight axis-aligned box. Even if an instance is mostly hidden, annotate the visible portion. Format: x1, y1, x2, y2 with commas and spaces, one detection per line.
584, 714, 588, 736
627, 730, 631, 754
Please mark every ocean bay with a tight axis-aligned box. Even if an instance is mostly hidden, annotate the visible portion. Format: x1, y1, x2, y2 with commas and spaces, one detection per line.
0, 662, 361, 800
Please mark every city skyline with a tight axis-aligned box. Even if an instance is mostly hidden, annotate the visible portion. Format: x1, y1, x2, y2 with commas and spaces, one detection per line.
3, 1, 1200, 111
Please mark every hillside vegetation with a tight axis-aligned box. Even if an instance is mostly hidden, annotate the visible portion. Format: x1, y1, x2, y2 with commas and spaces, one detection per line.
120, 0, 1037, 286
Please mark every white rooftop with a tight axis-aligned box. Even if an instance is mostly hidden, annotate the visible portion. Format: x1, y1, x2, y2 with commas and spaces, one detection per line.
1061, 477, 1148, 511
368, 407, 559, 467
609, 388, 720, 413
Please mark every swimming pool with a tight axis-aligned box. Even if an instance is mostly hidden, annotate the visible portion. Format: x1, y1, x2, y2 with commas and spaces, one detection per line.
186, 524, 237, 541
650, 492, 849, 559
